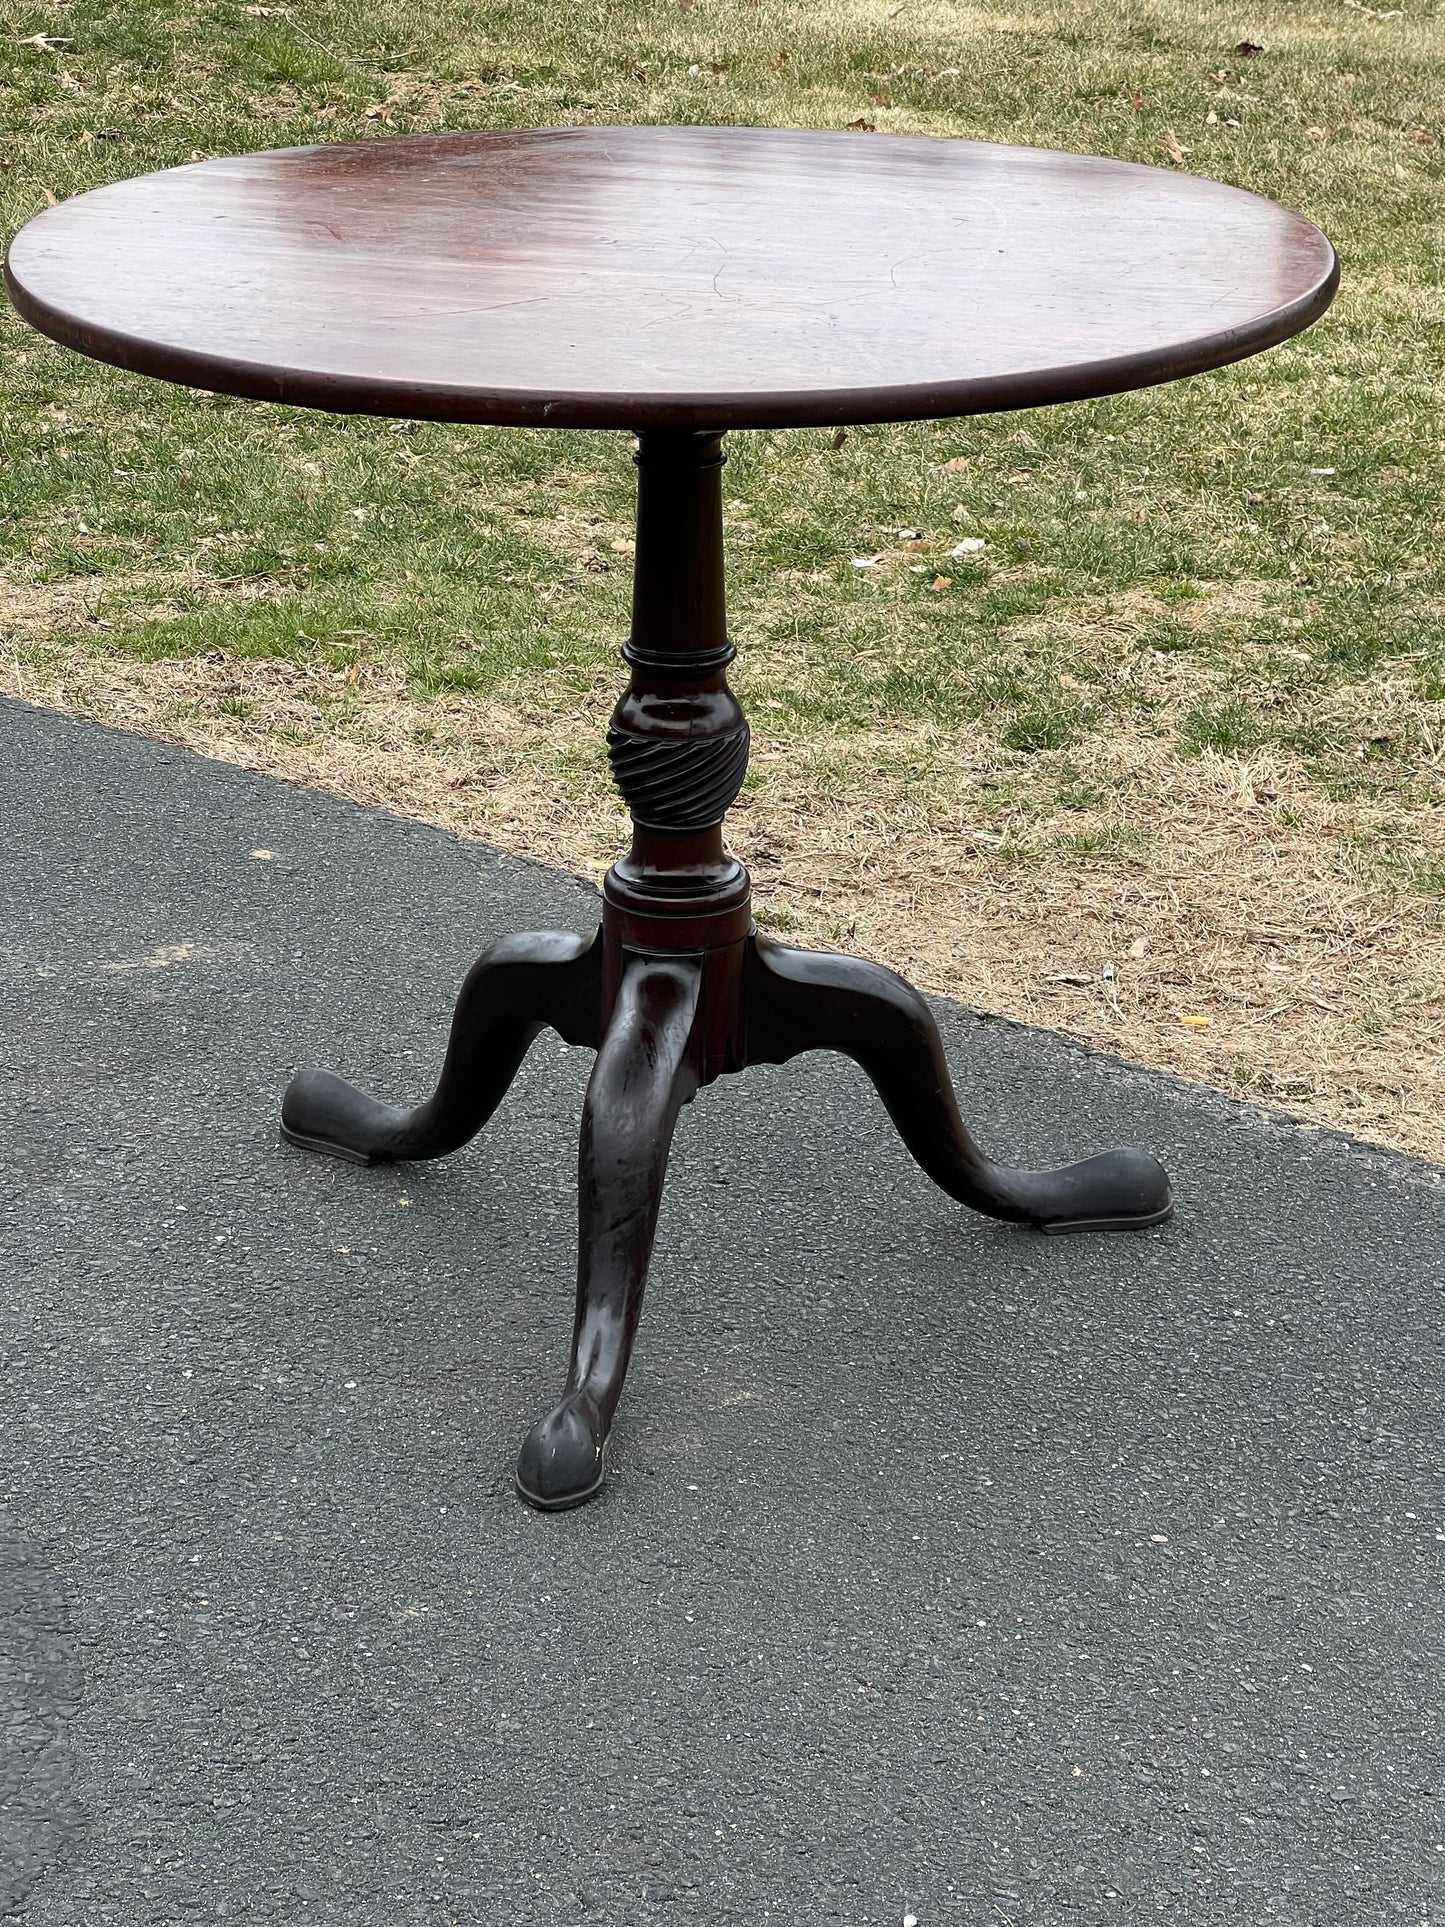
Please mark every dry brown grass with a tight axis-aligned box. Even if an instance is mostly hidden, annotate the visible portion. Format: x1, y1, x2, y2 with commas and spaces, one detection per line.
7, 0, 1444, 1166
9, 590, 1444, 1163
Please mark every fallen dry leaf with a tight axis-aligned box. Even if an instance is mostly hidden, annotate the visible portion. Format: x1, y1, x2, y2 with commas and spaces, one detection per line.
1181, 1014, 1212, 1028
1163, 128, 1189, 166
1234, 39, 1265, 55
929, 575, 952, 591
1128, 936, 1149, 959
847, 118, 876, 132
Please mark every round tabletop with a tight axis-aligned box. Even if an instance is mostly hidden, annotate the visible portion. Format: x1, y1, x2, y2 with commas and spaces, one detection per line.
5, 126, 1337, 431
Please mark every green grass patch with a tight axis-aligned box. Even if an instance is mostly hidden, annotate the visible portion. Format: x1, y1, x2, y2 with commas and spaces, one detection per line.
2, 0, 1443, 821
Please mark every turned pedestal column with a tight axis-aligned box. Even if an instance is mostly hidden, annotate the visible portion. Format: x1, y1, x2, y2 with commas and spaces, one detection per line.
279, 429, 1172, 1509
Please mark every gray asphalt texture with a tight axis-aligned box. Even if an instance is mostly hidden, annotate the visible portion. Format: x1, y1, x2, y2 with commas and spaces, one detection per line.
3, 695, 1444, 1926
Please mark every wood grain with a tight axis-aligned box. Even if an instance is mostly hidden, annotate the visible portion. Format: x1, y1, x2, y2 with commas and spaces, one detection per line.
5, 127, 1338, 429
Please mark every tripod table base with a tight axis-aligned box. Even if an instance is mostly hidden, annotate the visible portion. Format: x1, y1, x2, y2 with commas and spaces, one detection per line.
281, 924, 1171, 1511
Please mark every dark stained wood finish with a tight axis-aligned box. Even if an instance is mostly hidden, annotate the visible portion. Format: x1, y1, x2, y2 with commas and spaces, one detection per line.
277, 431, 1179, 1510
516, 950, 703, 1510
741, 935, 1170, 1233
280, 929, 603, 1162
5, 126, 1337, 429
12, 138, 1335, 1508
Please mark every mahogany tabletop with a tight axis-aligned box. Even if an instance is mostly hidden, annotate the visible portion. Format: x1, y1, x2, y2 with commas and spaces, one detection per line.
4, 126, 1337, 431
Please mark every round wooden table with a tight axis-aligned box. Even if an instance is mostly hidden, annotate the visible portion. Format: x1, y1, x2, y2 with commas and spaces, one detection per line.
7, 128, 1338, 1510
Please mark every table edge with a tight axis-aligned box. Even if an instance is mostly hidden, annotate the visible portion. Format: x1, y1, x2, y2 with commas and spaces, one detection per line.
3, 242, 1339, 430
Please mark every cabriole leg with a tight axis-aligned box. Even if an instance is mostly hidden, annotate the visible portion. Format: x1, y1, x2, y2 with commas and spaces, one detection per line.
515, 951, 703, 1510
280, 929, 603, 1165
743, 935, 1172, 1234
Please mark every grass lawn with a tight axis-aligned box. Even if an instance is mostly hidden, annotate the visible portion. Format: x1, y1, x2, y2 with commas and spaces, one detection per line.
3, 0, 1443, 1156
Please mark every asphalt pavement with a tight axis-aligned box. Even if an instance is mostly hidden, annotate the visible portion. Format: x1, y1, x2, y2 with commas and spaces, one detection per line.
2, 696, 1443, 1926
